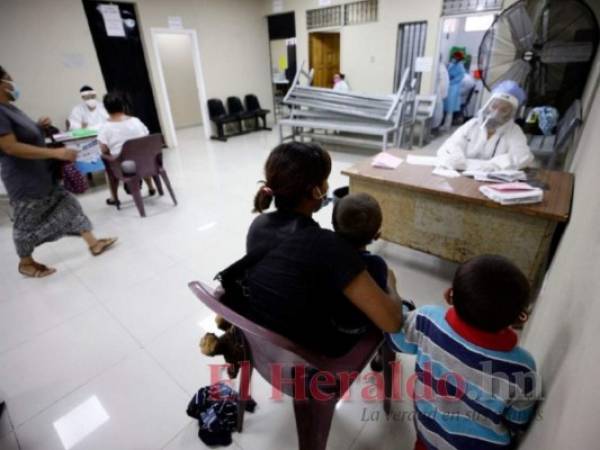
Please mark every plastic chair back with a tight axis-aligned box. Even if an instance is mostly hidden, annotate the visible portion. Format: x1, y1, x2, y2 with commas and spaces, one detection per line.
245, 94, 262, 112
226, 96, 246, 115
119, 134, 163, 178
208, 99, 227, 119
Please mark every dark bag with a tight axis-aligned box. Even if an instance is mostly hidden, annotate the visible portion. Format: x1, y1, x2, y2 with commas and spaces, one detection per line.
62, 163, 88, 194
214, 244, 272, 313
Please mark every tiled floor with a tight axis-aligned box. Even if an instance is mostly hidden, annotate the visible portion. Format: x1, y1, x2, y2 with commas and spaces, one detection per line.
0, 127, 455, 450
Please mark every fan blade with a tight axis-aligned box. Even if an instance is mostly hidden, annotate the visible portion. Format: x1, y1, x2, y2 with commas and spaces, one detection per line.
541, 41, 594, 64
504, 3, 537, 52
498, 59, 532, 86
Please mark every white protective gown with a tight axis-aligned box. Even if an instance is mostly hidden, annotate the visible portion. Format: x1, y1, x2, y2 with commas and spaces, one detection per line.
437, 117, 534, 171
333, 80, 350, 92
68, 103, 109, 130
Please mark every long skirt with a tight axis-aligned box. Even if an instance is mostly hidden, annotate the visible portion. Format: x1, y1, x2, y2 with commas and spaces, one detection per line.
12, 186, 92, 257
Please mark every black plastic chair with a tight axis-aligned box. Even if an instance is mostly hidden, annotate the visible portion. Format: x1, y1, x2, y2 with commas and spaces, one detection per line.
226, 96, 256, 129
208, 98, 240, 141
244, 94, 271, 131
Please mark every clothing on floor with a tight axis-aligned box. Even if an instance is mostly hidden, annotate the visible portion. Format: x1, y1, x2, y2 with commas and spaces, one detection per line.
12, 185, 92, 257
0, 103, 57, 202
186, 383, 256, 447
246, 227, 367, 356
97, 116, 148, 155
387, 305, 538, 450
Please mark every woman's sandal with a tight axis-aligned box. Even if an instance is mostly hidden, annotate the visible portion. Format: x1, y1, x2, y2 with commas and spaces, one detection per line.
18, 261, 57, 278
90, 237, 118, 256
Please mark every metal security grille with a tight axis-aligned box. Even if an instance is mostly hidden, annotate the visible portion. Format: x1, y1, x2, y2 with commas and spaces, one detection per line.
394, 21, 428, 92
306, 5, 343, 30
344, 0, 378, 26
442, 0, 503, 16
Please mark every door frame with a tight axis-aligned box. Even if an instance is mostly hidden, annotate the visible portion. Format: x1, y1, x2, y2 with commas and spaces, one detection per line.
150, 28, 211, 146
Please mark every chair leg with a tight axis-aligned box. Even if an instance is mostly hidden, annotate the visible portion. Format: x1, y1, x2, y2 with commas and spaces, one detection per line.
383, 342, 395, 416
153, 175, 164, 196
237, 362, 253, 433
159, 170, 178, 206
293, 396, 338, 450
127, 178, 146, 217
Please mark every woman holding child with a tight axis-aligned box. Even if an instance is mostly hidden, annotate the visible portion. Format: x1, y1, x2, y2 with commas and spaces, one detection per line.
244, 142, 404, 356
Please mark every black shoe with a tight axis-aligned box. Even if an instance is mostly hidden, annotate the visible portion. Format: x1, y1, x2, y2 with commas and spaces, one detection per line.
106, 198, 121, 209
149, 189, 156, 196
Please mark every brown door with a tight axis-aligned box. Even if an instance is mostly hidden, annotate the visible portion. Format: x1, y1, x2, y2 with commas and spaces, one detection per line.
309, 32, 340, 88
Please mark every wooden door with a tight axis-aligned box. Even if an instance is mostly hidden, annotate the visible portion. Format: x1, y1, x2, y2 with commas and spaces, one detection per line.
309, 32, 340, 88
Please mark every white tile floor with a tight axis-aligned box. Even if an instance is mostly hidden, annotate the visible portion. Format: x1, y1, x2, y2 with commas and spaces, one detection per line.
0, 127, 455, 450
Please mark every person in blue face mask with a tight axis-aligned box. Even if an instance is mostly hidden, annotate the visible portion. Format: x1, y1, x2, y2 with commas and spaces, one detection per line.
0, 66, 117, 278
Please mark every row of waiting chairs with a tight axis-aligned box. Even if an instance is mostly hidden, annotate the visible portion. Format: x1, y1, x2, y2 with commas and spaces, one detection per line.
208, 94, 271, 141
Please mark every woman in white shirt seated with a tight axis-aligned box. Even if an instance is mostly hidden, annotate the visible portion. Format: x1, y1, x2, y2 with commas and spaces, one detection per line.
97, 93, 155, 206
68, 85, 109, 130
437, 80, 533, 172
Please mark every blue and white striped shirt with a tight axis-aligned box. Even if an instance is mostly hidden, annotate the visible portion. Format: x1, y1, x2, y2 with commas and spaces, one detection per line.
388, 306, 539, 450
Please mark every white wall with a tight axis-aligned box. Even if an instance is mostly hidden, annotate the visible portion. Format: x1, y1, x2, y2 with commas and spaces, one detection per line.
518, 68, 600, 448
263, 0, 443, 95
0, 0, 106, 128
156, 33, 202, 129
0, 0, 272, 146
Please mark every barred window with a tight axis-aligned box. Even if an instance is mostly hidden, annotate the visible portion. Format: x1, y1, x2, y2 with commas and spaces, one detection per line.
442, 0, 503, 16
306, 5, 343, 30
344, 0, 378, 26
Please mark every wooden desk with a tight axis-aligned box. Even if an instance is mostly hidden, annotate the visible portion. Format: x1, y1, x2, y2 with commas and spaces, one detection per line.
342, 150, 574, 284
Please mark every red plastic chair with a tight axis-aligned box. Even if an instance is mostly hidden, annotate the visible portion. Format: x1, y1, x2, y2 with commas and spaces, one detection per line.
101, 133, 177, 217
188, 281, 395, 450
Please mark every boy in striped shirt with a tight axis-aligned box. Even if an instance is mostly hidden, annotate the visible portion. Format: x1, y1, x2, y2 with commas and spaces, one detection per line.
388, 255, 539, 450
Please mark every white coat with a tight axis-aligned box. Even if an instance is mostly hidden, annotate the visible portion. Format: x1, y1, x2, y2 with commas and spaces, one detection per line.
68, 103, 109, 130
437, 117, 534, 171
333, 80, 350, 92
433, 63, 450, 128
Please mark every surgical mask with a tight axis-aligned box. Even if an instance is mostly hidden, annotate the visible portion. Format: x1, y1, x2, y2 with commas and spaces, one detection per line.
313, 187, 330, 212
84, 99, 97, 109
2, 79, 20, 101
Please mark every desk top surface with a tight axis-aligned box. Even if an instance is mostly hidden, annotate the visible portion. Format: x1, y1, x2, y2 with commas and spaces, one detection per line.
341, 150, 574, 222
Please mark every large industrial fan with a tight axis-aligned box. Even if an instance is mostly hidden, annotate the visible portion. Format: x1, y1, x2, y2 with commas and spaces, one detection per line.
479, 0, 599, 112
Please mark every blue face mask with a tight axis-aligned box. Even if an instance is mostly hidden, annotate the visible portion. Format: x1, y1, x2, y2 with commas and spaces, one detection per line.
2, 79, 20, 101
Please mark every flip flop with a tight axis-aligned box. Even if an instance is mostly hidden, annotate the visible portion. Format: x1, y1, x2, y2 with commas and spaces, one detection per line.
18, 261, 57, 278
90, 237, 118, 256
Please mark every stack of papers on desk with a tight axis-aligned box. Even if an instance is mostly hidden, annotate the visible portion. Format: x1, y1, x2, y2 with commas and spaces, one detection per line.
372, 152, 403, 169
479, 182, 543, 205
464, 170, 527, 183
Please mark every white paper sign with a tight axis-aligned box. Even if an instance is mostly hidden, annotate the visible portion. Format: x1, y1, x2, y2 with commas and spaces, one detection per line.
168, 16, 183, 30
273, 0, 284, 13
99, 4, 126, 37
415, 56, 433, 73
319, 0, 332, 5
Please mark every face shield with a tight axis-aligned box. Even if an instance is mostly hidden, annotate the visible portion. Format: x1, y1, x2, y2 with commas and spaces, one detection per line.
480, 94, 518, 132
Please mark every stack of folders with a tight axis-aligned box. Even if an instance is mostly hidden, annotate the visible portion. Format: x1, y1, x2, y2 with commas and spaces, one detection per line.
479, 182, 544, 205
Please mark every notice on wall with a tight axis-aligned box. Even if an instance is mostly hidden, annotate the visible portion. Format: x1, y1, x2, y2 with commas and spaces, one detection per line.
273, 0, 284, 13
415, 56, 433, 73
168, 16, 183, 30
319, 0, 332, 5
99, 4, 126, 37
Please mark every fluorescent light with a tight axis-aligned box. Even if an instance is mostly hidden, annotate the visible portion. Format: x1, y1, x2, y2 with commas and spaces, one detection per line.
53, 396, 110, 450
196, 222, 217, 232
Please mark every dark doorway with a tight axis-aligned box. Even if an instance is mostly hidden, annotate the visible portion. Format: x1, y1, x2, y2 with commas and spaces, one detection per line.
82, 0, 162, 134
267, 12, 297, 120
